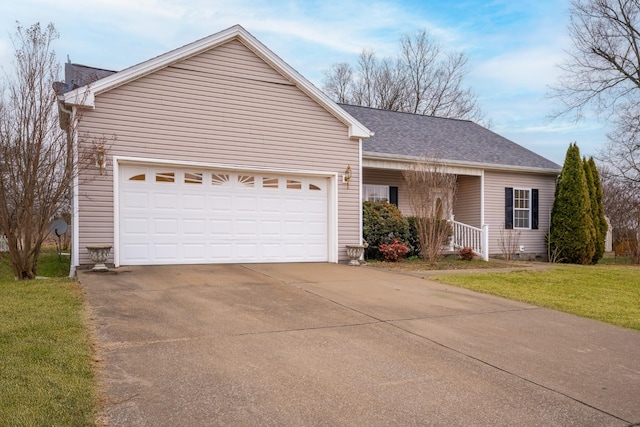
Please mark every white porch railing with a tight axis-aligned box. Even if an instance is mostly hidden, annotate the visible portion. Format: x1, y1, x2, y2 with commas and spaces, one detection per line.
451, 221, 489, 261
0, 235, 8, 252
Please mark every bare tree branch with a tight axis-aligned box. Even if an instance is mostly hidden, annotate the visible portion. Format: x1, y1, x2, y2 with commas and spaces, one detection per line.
322, 62, 353, 104
551, 0, 640, 119
323, 29, 486, 122
552, 0, 640, 234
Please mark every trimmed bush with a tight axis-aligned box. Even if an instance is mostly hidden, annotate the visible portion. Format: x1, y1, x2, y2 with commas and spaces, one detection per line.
363, 201, 410, 259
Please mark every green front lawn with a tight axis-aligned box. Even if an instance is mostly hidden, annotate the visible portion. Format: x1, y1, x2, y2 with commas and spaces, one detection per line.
431, 264, 640, 330
367, 256, 519, 271
0, 248, 97, 426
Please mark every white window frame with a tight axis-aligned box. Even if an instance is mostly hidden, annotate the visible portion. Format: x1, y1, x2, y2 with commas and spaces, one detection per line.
362, 184, 390, 202
513, 188, 531, 229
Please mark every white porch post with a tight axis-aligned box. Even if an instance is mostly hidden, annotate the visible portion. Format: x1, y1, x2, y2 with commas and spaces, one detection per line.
482, 224, 489, 261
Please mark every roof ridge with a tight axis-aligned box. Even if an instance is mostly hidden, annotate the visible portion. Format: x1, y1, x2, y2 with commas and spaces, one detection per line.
338, 103, 474, 124
341, 103, 561, 171
71, 63, 118, 73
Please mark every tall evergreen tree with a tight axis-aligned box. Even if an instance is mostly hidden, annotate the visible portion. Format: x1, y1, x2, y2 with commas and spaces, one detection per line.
550, 143, 596, 264
583, 156, 601, 263
587, 157, 608, 262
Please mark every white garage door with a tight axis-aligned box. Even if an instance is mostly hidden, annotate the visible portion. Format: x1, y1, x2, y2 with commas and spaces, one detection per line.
119, 164, 329, 265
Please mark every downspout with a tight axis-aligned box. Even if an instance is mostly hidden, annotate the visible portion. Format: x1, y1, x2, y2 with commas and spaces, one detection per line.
358, 138, 363, 245
57, 97, 78, 278
70, 106, 79, 277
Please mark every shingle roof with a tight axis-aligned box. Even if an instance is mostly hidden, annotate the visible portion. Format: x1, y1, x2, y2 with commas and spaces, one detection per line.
340, 104, 561, 171
54, 63, 117, 95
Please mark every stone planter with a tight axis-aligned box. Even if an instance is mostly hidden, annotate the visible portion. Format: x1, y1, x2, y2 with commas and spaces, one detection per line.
86, 245, 112, 272
345, 244, 365, 266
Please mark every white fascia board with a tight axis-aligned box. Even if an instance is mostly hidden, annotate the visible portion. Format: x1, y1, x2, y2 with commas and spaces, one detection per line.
362, 152, 561, 176
61, 25, 372, 140
63, 88, 95, 108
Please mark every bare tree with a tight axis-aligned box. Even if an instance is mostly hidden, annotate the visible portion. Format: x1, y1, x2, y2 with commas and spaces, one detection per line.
372, 57, 408, 111
498, 226, 521, 260
552, 0, 640, 119
323, 30, 486, 122
601, 104, 640, 185
601, 166, 640, 263
0, 23, 74, 279
402, 158, 457, 265
551, 0, 640, 191
322, 62, 353, 104
351, 49, 378, 107
400, 30, 440, 114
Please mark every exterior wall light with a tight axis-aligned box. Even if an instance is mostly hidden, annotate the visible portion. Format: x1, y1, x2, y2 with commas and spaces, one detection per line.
96, 144, 105, 175
343, 165, 352, 189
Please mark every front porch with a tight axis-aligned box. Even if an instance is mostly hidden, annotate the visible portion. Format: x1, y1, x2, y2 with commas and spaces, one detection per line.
362, 166, 489, 260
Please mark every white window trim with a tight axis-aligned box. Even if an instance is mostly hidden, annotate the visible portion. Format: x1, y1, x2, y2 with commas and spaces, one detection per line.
513, 188, 532, 230
363, 184, 390, 202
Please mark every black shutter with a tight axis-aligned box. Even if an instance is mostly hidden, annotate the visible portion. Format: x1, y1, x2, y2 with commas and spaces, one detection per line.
531, 189, 539, 230
389, 186, 398, 206
505, 187, 513, 229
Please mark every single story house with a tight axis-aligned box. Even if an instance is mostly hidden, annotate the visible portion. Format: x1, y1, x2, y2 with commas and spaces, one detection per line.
57, 25, 560, 271
341, 104, 561, 260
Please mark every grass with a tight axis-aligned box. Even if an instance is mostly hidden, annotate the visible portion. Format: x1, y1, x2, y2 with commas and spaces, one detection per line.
0, 247, 97, 426
367, 255, 522, 271
431, 264, 640, 330
598, 254, 635, 265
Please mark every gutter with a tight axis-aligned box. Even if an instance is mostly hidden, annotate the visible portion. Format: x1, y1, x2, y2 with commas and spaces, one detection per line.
362, 151, 562, 175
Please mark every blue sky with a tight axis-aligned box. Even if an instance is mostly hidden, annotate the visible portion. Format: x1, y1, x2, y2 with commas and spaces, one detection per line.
1, 0, 606, 165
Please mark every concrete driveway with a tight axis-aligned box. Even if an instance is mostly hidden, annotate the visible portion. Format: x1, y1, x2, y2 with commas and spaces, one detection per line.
79, 263, 640, 426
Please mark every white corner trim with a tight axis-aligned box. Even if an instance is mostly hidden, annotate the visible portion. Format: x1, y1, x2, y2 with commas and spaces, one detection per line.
112, 160, 120, 267
328, 173, 339, 263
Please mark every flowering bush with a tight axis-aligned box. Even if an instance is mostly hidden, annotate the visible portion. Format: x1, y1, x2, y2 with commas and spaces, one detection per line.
378, 239, 410, 262
459, 246, 475, 261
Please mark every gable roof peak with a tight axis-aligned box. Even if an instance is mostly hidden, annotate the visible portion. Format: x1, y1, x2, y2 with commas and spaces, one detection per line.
60, 25, 370, 139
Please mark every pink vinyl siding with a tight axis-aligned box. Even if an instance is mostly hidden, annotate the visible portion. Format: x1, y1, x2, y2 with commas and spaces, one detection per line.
76, 39, 360, 265
453, 175, 481, 228
362, 168, 411, 214
484, 170, 557, 258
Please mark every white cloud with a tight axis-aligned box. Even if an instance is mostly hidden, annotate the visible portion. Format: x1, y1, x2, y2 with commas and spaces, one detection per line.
473, 47, 567, 93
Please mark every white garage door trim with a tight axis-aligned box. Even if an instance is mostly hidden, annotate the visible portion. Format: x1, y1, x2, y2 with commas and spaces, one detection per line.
113, 156, 339, 266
